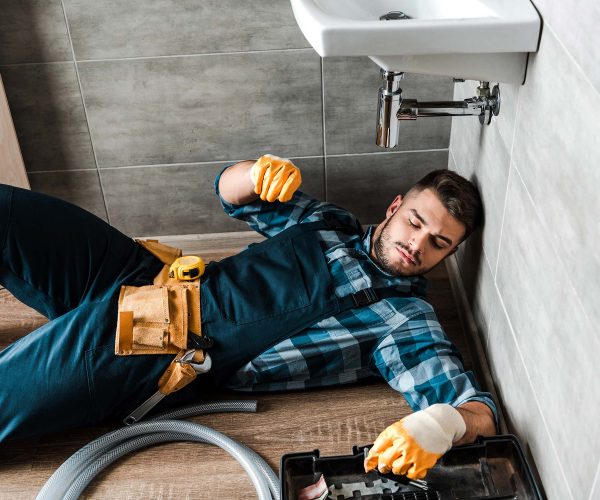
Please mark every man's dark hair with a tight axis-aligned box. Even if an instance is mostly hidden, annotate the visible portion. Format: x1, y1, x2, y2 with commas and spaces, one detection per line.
406, 169, 483, 242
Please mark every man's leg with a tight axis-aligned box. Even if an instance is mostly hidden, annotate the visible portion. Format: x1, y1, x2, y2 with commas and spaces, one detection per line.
0, 297, 174, 442
0, 184, 172, 441
0, 184, 160, 319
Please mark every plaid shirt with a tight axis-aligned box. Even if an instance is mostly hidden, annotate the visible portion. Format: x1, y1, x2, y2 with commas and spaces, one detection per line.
216, 168, 497, 419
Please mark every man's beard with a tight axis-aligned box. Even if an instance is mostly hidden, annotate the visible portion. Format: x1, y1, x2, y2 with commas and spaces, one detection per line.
372, 215, 423, 277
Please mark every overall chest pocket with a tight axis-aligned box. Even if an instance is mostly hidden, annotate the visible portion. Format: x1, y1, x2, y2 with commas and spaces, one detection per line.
214, 237, 311, 324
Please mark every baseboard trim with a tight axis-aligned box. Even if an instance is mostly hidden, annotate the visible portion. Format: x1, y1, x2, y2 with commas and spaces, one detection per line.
445, 255, 507, 433
137, 230, 264, 259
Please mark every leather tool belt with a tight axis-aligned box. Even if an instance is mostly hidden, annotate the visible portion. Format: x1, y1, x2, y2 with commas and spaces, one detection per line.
115, 239, 203, 358
116, 239, 211, 423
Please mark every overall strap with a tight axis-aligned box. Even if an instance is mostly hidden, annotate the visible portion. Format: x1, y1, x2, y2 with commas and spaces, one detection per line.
296, 217, 362, 236
259, 217, 363, 242
292, 219, 419, 310
337, 286, 418, 311
320, 214, 364, 237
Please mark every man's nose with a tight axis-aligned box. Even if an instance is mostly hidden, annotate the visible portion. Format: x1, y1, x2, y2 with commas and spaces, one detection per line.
409, 233, 427, 253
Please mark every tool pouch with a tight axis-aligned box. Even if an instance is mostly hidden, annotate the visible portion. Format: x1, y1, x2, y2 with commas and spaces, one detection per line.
115, 239, 202, 356
115, 283, 201, 355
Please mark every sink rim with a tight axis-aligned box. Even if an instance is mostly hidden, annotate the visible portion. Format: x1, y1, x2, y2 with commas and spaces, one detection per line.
291, 0, 541, 56
303, 0, 539, 23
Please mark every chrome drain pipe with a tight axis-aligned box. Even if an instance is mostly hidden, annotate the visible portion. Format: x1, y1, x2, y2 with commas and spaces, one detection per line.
376, 70, 404, 148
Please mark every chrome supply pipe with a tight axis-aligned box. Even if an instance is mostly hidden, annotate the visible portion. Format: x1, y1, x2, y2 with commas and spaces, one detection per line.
375, 73, 501, 148
398, 98, 489, 118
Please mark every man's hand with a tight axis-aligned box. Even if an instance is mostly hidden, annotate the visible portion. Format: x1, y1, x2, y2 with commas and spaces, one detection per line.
364, 404, 466, 480
250, 154, 302, 203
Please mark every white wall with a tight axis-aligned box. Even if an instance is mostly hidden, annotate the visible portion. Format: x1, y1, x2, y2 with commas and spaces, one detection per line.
448, 2, 600, 498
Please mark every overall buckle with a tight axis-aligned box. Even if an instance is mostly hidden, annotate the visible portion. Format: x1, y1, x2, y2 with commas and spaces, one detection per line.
187, 332, 214, 349
351, 288, 379, 307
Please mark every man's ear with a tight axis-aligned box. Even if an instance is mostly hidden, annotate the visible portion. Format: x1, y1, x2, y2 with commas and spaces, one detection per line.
386, 195, 403, 219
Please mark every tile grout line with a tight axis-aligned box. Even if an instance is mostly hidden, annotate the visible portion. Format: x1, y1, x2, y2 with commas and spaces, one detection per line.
76, 48, 315, 64
59, 0, 110, 223
493, 161, 511, 282
0, 48, 316, 68
492, 277, 576, 500
27, 169, 99, 175
493, 77, 522, 282
27, 149, 450, 174
325, 149, 448, 157
479, 242, 495, 354
588, 460, 600, 500
0, 60, 74, 69
320, 57, 328, 202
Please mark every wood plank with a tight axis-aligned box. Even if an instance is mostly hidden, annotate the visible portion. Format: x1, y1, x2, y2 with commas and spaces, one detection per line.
0, 75, 29, 189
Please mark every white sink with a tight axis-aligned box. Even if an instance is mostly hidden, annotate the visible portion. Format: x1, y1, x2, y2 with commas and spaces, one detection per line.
291, 0, 542, 83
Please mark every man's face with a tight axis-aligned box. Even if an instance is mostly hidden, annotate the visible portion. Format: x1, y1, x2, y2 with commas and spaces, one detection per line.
370, 188, 466, 276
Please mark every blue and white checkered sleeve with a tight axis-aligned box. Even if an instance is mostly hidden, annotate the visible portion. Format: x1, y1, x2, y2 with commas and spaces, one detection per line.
214, 163, 357, 237
371, 301, 498, 426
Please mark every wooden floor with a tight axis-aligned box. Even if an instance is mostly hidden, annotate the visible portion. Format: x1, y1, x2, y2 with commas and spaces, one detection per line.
0, 234, 480, 499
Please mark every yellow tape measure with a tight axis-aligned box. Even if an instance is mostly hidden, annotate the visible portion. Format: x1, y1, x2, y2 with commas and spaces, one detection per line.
168, 255, 205, 281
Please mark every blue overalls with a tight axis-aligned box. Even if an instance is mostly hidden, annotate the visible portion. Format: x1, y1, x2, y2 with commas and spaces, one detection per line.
0, 184, 410, 442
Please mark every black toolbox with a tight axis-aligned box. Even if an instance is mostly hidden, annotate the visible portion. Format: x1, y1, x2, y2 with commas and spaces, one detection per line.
280, 435, 544, 499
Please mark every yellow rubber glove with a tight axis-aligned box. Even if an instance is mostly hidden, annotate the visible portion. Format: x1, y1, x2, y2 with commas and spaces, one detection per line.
250, 154, 302, 203
364, 404, 466, 480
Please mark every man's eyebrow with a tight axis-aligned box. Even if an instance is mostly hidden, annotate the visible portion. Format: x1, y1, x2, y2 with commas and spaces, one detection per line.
410, 209, 453, 246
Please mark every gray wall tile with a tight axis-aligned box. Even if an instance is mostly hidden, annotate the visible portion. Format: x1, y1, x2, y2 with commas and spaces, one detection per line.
78, 50, 323, 168
64, 0, 310, 60
450, 16, 600, 498
0, 63, 96, 172
531, 0, 600, 94
28, 170, 107, 220
496, 169, 599, 499
450, 109, 511, 273
486, 299, 574, 500
511, 29, 600, 331
326, 151, 448, 225
490, 82, 519, 153
454, 235, 495, 349
590, 466, 599, 500
452, 80, 517, 160
0, 0, 72, 64
101, 157, 325, 237
323, 58, 453, 155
